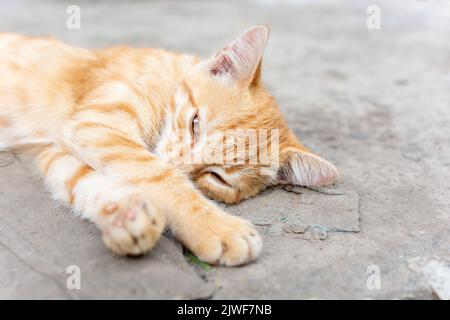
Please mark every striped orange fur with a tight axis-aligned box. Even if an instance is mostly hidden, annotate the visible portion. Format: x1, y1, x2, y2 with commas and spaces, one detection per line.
66, 165, 92, 204
0, 27, 338, 266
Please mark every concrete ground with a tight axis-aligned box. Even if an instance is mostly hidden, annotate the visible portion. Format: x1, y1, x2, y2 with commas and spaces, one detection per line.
1, 0, 449, 299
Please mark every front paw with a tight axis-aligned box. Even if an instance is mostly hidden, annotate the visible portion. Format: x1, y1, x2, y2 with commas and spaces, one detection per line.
180, 208, 262, 267
100, 194, 165, 256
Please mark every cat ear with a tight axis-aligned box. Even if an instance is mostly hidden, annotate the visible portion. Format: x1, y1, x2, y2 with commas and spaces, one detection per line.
206, 26, 268, 85
277, 148, 339, 187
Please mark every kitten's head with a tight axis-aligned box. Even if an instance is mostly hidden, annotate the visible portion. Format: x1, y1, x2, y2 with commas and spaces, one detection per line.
157, 26, 339, 204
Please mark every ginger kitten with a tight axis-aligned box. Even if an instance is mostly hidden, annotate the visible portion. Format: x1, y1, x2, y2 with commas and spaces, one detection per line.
0, 27, 338, 266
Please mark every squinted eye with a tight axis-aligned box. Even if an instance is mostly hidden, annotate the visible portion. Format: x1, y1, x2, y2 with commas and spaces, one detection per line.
190, 110, 200, 143
207, 172, 232, 188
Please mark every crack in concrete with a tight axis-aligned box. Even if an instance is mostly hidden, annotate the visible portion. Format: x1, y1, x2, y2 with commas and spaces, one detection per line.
283, 185, 347, 196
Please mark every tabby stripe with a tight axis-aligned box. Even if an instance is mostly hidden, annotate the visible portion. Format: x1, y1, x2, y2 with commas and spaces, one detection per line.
95, 133, 144, 150
126, 86, 158, 138
74, 117, 145, 140
41, 150, 70, 175
101, 152, 155, 163
225, 165, 245, 174
74, 121, 118, 132
66, 165, 92, 204
169, 94, 176, 112
0, 116, 11, 127
76, 103, 138, 118
129, 169, 172, 184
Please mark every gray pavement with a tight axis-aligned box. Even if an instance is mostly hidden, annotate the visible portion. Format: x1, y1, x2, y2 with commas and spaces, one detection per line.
0, 0, 449, 299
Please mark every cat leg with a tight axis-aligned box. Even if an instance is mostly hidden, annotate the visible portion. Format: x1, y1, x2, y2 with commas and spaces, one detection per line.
61, 99, 262, 266
35, 145, 165, 255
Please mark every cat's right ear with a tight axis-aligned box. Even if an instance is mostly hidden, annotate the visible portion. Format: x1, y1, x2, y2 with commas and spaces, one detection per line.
199, 26, 269, 86
276, 147, 339, 187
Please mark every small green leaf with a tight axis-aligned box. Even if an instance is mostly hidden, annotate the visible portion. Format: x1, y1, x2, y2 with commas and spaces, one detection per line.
185, 251, 213, 271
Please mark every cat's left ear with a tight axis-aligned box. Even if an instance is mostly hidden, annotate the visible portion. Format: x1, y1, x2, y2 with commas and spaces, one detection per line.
277, 148, 339, 187
204, 26, 269, 86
